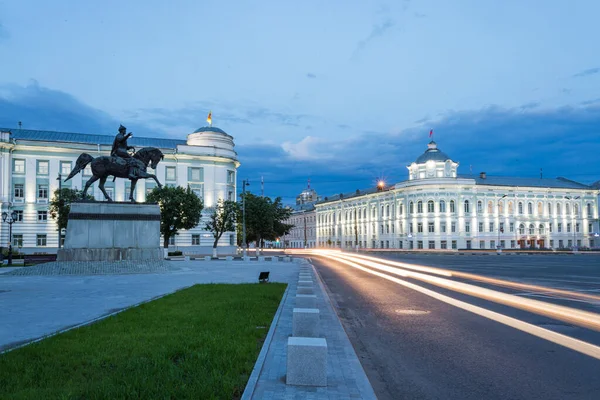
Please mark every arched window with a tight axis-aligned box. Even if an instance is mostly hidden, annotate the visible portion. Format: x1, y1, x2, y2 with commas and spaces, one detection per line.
538, 202, 543, 215
386, 205, 390, 217
488, 201, 493, 214
508, 201, 514, 214
566, 203, 571, 215
587, 203, 592, 217
518, 202, 523, 215
548, 203, 552, 216
372, 208, 376, 218
477, 200, 483, 213
399, 204, 403, 215
557, 203, 562, 215
450, 200, 456, 213
539, 224, 545, 234
439, 200, 446, 213
417, 201, 423, 213
464, 200, 470, 213
519, 224, 525, 234
529, 224, 535, 235
498, 201, 504, 214
409, 202, 414, 214
528, 202, 533, 215
363, 208, 367, 219
381, 206, 384, 217
574, 204, 579, 215
427, 200, 434, 213
391, 204, 394, 216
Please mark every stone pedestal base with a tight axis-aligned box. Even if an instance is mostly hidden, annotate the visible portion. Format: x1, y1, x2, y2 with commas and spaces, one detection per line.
57, 202, 161, 262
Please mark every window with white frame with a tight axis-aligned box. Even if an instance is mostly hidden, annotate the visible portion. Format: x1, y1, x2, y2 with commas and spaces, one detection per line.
38, 185, 48, 199
227, 170, 235, 184
166, 166, 176, 181
14, 210, 23, 221
37, 160, 49, 175
529, 224, 535, 235
189, 167, 202, 181
13, 159, 25, 174
417, 201, 423, 213
439, 200, 446, 213
37, 210, 48, 221
409, 202, 414, 214
518, 202, 523, 215
464, 200, 470, 213
428, 222, 434, 233
14, 184, 24, 199
477, 200, 483, 213
427, 200, 434, 213
519, 224, 525, 234
37, 234, 47, 246
465, 222, 471, 232
528, 202, 533, 215
192, 234, 200, 245
450, 200, 455, 213
60, 161, 72, 175
13, 234, 23, 247
417, 223, 423, 233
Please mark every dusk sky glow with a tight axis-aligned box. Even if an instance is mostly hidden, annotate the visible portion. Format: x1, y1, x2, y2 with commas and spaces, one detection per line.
1, 0, 600, 203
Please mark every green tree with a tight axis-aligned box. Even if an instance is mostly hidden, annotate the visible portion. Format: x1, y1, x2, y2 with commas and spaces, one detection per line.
49, 188, 94, 233
239, 193, 293, 251
146, 186, 204, 248
205, 199, 238, 257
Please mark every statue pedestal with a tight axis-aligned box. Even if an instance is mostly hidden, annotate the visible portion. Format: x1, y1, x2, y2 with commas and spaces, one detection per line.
57, 202, 162, 262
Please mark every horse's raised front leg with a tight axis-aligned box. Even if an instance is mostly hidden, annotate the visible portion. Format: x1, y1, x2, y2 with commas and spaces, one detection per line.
129, 179, 138, 203
83, 175, 99, 199
136, 171, 163, 189
99, 175, 112, 202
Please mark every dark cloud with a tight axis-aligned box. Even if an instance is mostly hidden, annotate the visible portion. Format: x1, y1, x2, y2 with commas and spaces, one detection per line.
573, 67, 600, 78
0, 81, 163, 135
306, 73, 317, 79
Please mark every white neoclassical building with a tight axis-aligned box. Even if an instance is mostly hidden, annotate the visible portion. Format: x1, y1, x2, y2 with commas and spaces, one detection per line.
281, 183, 319, 249
0, 125, 239, 254
316, 141, 600, 251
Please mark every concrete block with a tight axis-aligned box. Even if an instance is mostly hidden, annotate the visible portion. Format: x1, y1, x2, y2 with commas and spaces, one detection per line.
286, 337, 327, 387
225, 256, 233, 261
296, 294, 317, 308
293, 308, 320, 337
299, 273, 312, 278
297, 286, 314, 295
204, 256, 211, 261
298, 280, 313, 287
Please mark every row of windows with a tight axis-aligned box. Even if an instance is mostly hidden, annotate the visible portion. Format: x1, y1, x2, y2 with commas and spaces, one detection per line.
319, 199, 595, 224
11, 234, 48, 247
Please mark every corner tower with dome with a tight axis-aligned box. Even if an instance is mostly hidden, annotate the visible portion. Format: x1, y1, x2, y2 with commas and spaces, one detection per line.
407, 141, 458, 180
0, 123, 240, 254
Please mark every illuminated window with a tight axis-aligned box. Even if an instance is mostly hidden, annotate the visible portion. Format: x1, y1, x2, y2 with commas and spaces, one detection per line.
37, 160, 49, 175
166, 167, 176, 181
427, 200, 434, 213
463, 200, 470, 213
488, 201, 493, 214
13, 159, 25, 174
417, 201, 423, 213
439, 200, 446, 213
61, 161, 72, 175
450, 200, 455, 213
14, 184, 24, 199
538, 202, 543, 215
477, 201, 483, 213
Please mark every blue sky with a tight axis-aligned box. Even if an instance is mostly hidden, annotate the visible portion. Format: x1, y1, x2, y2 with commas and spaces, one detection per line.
1, 0, 600, 203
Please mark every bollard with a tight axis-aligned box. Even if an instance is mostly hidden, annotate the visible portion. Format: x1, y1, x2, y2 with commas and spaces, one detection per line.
296, 294, 317, 308
292, 308, 320, 337
297, 286, 314, 295
286, 337, 327, 387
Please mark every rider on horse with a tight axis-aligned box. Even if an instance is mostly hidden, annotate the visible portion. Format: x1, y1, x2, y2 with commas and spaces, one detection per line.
111, 125, 137, 179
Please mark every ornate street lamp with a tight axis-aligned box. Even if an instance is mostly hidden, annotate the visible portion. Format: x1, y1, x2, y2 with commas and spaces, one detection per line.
242, 179, 250, 257
2, 210, 19, 265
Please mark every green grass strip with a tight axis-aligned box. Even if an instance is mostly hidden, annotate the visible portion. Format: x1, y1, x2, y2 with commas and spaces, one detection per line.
0, 283, 286, 400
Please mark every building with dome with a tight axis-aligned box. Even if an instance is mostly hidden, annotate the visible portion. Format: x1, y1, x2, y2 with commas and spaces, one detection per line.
0, 125, 239, 254
280, 180, 320, 248
315, 141, 600, 250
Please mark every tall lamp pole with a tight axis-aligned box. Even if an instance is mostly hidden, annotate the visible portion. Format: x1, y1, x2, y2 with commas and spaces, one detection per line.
242, 179, 250, 257
497, 195, 507, 253
2, 210, 19, 265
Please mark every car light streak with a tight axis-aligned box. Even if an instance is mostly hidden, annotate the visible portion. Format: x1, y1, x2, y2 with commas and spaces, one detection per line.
317, 251, 600, 333
316, 252, 600, 361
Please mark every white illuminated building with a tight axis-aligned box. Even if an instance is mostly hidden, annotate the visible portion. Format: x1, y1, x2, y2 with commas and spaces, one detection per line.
281, 182, 319, 248
316, 141, 600, 250
0, 125, 239, 253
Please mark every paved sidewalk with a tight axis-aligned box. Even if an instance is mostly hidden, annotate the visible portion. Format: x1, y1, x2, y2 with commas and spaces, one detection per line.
247, 262, 378, 400
0, 260, 299, 351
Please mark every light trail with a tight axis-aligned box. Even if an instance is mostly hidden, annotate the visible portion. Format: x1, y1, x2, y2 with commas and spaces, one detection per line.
315, 252, 600, 361
312, 251, 600, 332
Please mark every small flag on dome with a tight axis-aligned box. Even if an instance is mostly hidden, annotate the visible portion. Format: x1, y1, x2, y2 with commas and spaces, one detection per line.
429, 129, 433, 138
207, 111, 212, 126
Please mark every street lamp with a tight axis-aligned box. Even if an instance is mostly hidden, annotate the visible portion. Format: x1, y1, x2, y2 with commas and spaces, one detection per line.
377, 180, 385, 191
241, 179, 250, 258
497, 195, 507, 253
2, 210, 19, 265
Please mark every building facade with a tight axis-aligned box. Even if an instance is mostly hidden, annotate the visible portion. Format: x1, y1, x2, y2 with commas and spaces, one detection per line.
0, 125, 239, 254
316, 141, 600, 250
282, 184, 319, 248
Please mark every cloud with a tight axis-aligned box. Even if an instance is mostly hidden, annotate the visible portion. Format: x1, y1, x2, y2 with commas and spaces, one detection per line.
352, 18, 396, 58
0, 81, 163, 135
573, 67, 600, 78
306, 73, 317, 79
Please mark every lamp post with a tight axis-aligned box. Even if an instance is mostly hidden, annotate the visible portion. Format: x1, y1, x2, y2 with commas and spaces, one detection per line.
2, 210, 19, 265
241, 179, 250, 258
497, 195, 507, 253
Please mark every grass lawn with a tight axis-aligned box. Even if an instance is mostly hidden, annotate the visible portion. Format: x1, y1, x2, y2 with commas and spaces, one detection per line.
0, 283, 286, 400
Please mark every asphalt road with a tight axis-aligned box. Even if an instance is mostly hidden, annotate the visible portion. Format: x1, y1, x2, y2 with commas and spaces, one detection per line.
310, 253, 600, 400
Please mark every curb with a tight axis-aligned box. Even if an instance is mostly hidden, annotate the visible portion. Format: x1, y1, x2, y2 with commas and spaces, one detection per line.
311, 262, 378, 399
0, 284, 194, 354
241, 284, 291, 400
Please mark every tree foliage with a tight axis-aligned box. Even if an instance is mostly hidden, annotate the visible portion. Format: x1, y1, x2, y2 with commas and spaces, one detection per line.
49, 188, 94, 233
205, 199, 239, 248
238, 193, 293, 248
146, 186, 204, 247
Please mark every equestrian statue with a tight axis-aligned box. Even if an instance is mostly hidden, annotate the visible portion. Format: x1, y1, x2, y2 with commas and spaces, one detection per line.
65, 125, 164, 202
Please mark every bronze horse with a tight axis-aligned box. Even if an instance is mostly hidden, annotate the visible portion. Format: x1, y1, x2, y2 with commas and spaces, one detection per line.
65, 147, 164, 202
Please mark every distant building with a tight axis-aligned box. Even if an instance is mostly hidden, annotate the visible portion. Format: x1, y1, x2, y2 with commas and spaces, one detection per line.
282, 181, 318, 248
316, 141, 600, 250
0, 125, 239, 254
